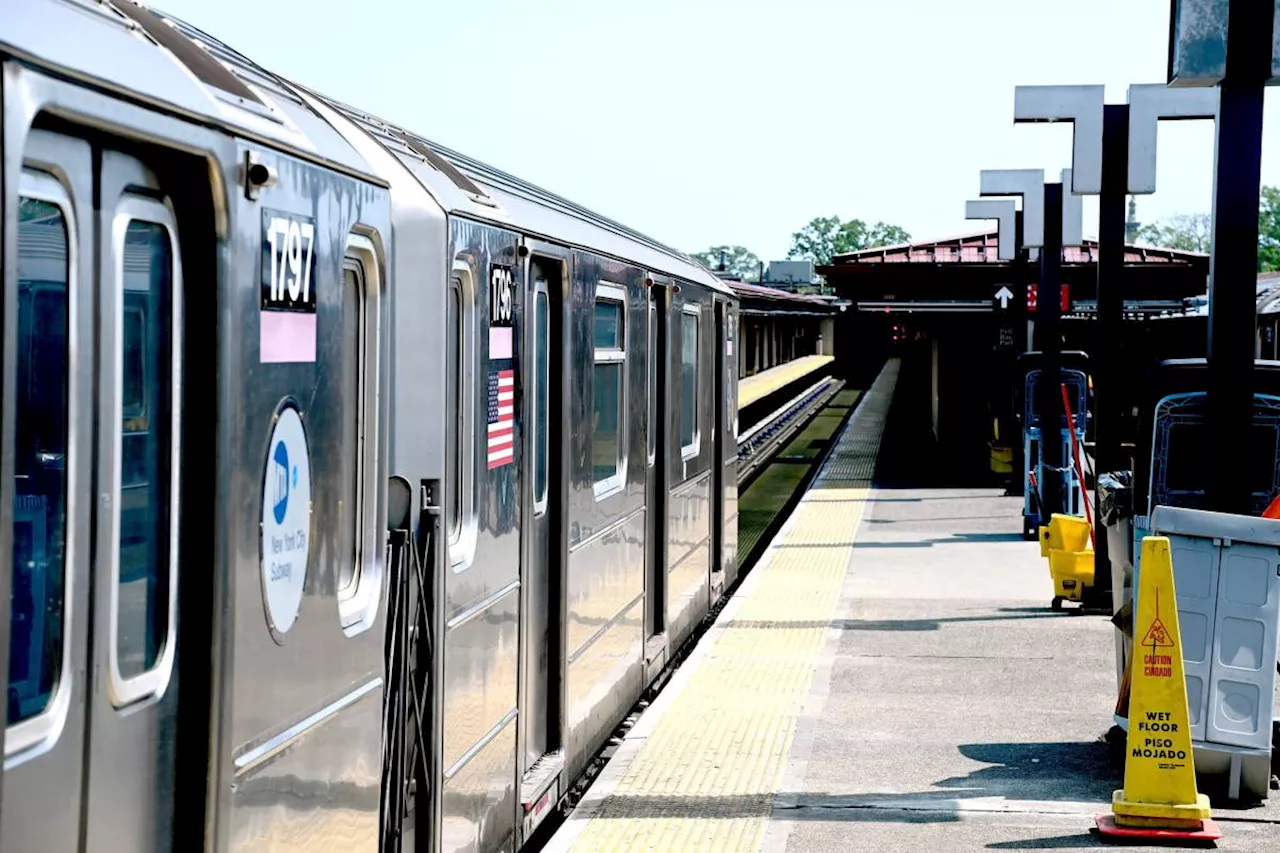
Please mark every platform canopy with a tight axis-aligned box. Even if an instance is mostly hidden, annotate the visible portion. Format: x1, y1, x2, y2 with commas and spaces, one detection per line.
818, 230, 1209, 317
722, 278, 842, 317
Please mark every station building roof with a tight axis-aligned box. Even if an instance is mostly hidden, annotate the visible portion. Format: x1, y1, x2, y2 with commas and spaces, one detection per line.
829, 231, 1207, 267
818, 229, 1209, 316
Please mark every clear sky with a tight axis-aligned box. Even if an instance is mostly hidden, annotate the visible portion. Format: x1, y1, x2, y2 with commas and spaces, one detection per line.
153, 0, 1280, 261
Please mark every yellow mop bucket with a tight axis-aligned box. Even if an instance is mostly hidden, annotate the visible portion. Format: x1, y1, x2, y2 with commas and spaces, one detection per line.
1039, 513, 1095, 607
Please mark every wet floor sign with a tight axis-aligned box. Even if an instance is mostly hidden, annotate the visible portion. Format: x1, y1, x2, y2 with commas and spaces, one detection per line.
1096, 536, 1222, 843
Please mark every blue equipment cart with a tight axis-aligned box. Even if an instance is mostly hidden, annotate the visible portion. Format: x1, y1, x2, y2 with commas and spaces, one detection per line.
1015, 351, 1091, 541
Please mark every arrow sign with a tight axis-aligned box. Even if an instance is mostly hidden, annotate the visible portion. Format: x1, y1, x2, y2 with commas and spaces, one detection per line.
994, 285, 1014, 309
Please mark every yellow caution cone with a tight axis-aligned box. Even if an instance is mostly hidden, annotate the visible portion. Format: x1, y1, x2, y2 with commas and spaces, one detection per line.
1096, 535, 1222, 842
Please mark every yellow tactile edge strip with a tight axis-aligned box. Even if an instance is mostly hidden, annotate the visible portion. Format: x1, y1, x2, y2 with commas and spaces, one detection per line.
546, 359, 901, 853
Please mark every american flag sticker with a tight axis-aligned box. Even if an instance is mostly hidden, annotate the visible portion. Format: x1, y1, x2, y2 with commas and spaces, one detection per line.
487, 369, 516, 469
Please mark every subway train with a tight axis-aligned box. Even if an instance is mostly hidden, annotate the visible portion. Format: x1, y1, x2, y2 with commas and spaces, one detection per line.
0, 3, 742, 853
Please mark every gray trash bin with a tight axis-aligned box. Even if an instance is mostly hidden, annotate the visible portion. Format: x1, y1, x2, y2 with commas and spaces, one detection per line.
1144, 505, 1280, 800
1098, 471, 1133, 690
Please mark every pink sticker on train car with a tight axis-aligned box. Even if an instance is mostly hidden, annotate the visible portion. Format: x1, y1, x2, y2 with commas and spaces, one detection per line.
260, 312, 317, 363
489, 326, 513, 360
260, 208, 318, 364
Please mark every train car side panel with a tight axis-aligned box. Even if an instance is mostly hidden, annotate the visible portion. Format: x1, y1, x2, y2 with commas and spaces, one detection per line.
562, 251, 647, 779
225, 146, 390, 853
440, 218, 523, 853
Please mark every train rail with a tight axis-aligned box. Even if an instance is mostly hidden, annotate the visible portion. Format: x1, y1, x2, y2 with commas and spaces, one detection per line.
736, 374, 847, 487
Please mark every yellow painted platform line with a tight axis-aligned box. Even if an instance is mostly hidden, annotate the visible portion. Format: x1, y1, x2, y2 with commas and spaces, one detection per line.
548, 359, 899, 853
738, 354, 834, 409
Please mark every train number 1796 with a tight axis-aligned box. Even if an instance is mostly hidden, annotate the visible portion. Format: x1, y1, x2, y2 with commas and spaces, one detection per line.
490, 266, 515, 328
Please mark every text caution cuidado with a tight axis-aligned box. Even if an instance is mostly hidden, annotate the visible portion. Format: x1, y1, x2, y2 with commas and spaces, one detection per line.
1096, 535, 1220, 842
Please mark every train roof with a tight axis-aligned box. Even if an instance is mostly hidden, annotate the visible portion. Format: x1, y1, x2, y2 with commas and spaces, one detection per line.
3, 0, 730, 296
3, 0, 379, 177
302, 88, 732, 294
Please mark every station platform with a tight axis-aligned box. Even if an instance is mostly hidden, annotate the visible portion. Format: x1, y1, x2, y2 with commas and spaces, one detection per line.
738, 355, 834, 410
544, 358, 1280, 852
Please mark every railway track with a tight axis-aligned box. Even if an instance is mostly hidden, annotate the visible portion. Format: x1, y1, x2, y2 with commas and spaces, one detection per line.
737, 374, 847, 487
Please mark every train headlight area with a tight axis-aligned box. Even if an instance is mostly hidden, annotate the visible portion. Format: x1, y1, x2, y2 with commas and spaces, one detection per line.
2, 5, 1280, 853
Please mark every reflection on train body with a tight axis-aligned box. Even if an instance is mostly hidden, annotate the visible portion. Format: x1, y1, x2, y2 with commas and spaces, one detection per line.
8, 209, 172, 717
9, 199, 69, 727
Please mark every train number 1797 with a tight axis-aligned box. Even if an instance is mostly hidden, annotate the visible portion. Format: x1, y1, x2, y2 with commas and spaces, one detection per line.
261, 210, 317, 313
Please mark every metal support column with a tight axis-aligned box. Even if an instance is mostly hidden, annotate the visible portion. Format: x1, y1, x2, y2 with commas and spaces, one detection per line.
1012, 211, 1030, 495
1037, 182, 1065, 518
1093, 103, 1130, 588
1206, 2, 1272, 515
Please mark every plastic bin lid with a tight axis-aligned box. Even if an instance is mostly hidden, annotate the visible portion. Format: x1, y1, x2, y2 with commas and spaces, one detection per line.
1015, 350, 1091, 372
1151, 504, 1280, 547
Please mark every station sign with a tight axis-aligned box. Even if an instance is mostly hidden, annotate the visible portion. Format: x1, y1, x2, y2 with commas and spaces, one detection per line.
1167, 1, 1280, 87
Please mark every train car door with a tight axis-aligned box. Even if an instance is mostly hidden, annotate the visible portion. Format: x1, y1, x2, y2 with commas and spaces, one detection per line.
643, 276, 671, 684
721, 301, 740, 587
711, 298, 737, 591
518, 250, 567, 839
2, 132, 191, 853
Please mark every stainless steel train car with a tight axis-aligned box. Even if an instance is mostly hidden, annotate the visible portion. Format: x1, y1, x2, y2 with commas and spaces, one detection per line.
0, 3, 739, 853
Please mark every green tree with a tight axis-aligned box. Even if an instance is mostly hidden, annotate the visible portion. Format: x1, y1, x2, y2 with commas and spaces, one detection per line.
1134, 192, 1280, 272
785, 216, 911, 265
1136, 213, 1212, 254
1258, 186, 1280, 272
691, 245, 761, 281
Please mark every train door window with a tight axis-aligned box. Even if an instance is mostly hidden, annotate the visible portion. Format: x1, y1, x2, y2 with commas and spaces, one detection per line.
337, 234, 382, 633
7, 181, 74, 750
447, 262, 476, 570
680, 303, 700, 461
533, 289, 549, 513
108, 202, 180, 705
592, 283, 627, 498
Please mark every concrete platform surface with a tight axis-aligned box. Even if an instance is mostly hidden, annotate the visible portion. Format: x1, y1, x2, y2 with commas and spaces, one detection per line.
541, 359, 1277, 853
765, 486, 1280, 853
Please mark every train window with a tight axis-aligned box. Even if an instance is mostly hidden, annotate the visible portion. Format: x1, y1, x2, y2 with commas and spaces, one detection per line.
647, 301, 657, 464
339, 263, 363, 595
338, 234, 383, 633
8, 192, 72, 741
110, 212, 178, 704
534, 290, 549, 512
680, 304, 700, 460
447, 278, 461, 541
593, 284, 627, 498
448, 262, 477, 570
